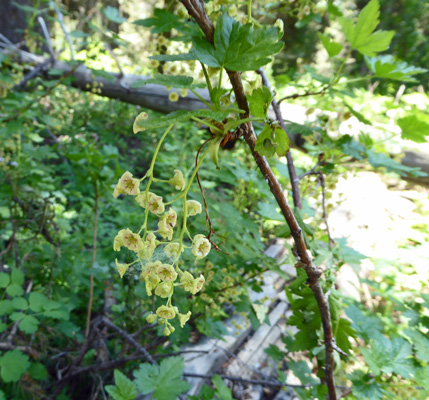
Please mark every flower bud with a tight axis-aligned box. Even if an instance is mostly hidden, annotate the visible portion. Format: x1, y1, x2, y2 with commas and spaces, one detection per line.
168, 92, 179, 102
186, 200, 202, 216
163, 326, 172, 336
146, 313, 157, 324
168, 170, 186, 191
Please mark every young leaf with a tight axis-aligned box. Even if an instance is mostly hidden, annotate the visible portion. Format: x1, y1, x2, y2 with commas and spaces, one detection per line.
0, 272, 9, 288
29, 292, 48, 312
318, 33, 343, 57
397, 115, 429, 143
339, 0, 394, 56
192, 12, 283, 71
248, 86, 272, 119
19, 315, 40, 334
103, 6, 126, 24
212, 375, 234, 400
28, 363, 48, 381
0, 349, 30, 382
105, 370, 138, 400
133, 356, 190, 400
134, 9, 181, 33
365, 55, 428, 82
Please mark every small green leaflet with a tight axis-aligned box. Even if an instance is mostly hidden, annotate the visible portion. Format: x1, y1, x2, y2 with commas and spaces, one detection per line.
133, 356, 190, 400
318, 33, 342, 57
0, 349, 30, 382
134, 9, 181, 33
131, 74, 205, 89
103, 6, 126, 24
255, 123, 290, 158
212, 375, 234, 400
248, 86, 272, 119
133, 109, 232, 133
397, 114, 429, 143
0, 272, 9, 288
28, 363, 48, 381
192, 12, 283, 71
339, 0, 394, 56
105, 370, 137, 400
365, 55, 428, 82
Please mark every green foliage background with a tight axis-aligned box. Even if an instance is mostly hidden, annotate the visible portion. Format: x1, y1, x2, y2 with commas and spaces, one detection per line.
0, 0, 428, 399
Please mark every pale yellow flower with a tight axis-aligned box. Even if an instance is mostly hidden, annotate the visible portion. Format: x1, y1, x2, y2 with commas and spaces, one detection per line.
113, 171, 140, 198
186, 200, 202, 216
156, 305, 176, 319
178, 311, 191, 328
192, 234, 211, 260
157, 263, 177, 282
135, 192, 165, 214
168, 170, 186, 191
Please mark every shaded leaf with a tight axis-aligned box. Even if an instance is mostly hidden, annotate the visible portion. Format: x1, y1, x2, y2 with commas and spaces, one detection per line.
0, 349, 30, 382
366, 55, 428, 82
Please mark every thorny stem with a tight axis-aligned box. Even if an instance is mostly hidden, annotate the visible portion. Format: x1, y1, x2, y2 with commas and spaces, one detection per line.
180, 1, 337, 398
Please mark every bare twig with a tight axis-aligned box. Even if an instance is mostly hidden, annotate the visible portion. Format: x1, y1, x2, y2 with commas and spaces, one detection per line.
104, 43, 124, 79
100, 317, 156, 364
37, 17, 55, 60
50, 1, 75, 60
258, 68, 301, 208
179, 2, 337, 399
277, 87, 327, 104
85, 180, 98, 338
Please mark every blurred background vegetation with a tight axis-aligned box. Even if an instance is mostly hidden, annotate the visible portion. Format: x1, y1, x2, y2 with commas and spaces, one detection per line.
0, 0, 428, 399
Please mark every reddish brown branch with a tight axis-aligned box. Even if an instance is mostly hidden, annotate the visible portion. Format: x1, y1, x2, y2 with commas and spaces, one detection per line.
195, 137, 227, 253
180, 2, 337, 399
278, 87, 328, 104
257, 68, 301, 209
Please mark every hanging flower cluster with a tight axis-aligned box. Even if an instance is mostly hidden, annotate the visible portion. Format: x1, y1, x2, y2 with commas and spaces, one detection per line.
112, 124, 211, 335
